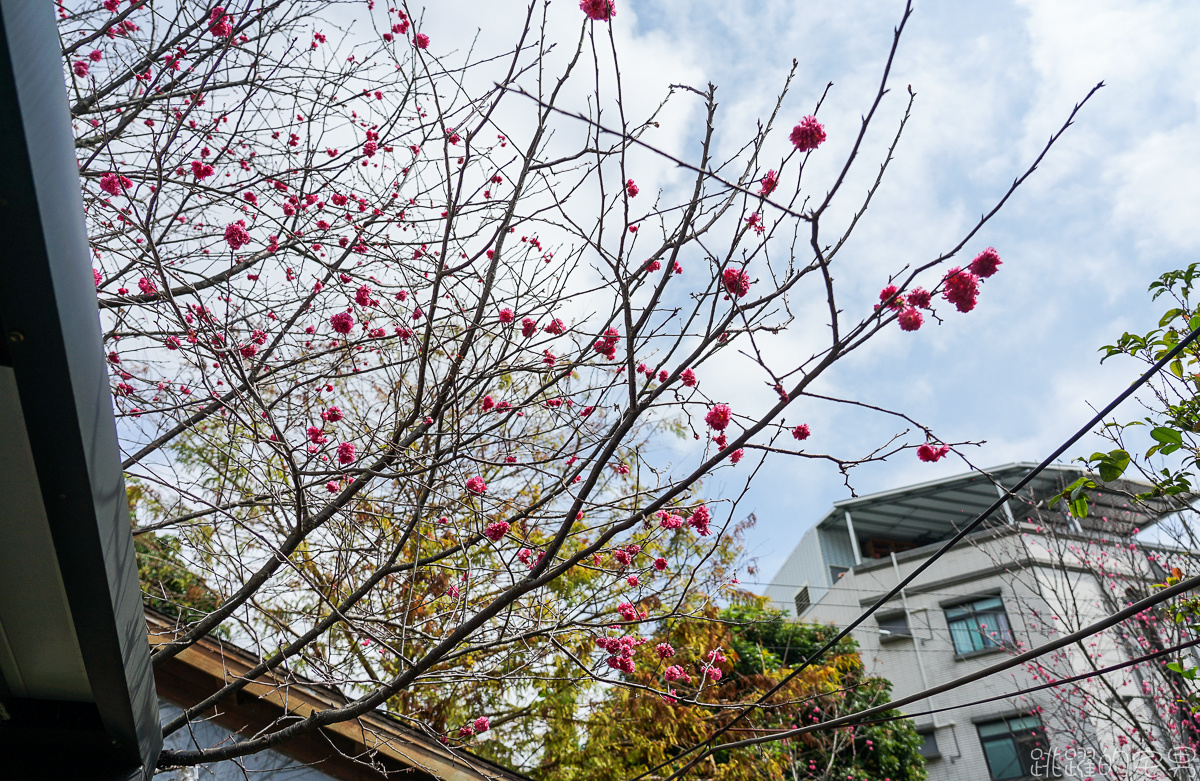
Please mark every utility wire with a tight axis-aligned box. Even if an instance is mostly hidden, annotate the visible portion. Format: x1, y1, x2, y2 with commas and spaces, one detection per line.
708, 571, 1200, 753
635, 322, 1200, 781
730, 630, 1200, 734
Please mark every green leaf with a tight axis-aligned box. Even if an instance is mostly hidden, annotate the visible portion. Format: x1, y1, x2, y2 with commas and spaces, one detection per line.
1161, 308, 1183, 327
1097, 449, 1130, 483
1151, 427, 1184, 445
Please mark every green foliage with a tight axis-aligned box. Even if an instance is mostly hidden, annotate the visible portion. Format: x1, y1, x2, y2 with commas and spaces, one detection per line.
135, 532, 223, 625
533, 598, 926, 781
127, 479, 225, 628
1059, 265, 1200, 518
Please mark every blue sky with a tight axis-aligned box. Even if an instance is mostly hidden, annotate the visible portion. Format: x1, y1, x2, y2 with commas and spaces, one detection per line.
420, 0, 1200, 583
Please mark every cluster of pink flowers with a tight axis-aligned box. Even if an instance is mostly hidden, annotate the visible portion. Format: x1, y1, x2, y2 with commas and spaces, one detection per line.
970, 247, 1002, 278
224, 221, 251, 250
792, 424, 811, 441
208, 6, 233, 38
457, 715, 490, 737
705, 403, 732, 431
593, 326, 620, 360
758, 169, 778, 196
521, 318, 538, 338
917, 443, 950, 463
656, 509, 685, 530
942, 268, 979, 313
790, 116, 826, 152
601, 636, 642, 674
330, 312, 354, 334
663, 665, 690, 683
612, 544, 638, 566
626, 178, 638, 197
580, 0, 616, 21
336, 441, 355, 464
680, 368, 697, 387
941, 248, 1001, 314
877, 284, 933, 331
516, 548, 545, 569
321, 406, 343, 422
354, 285, 378, 307
721, 267, 750, 297
656, 642, 675, 659
616, 602, 641, 622
483, 521, 509, 541
191, 160, 214, 179
689, 504, 712, 536
498, 307, 515, 324
466, 476, 488, 494
99, 172, 132, 195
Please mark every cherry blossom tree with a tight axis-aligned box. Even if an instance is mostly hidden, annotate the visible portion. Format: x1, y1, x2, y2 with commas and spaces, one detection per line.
60, 0, 1091, 773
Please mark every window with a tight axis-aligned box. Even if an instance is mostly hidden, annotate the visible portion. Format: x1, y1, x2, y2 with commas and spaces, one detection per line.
877, 611, 911, 642
829, 565, 850, 582
917, 729, 940, 759
945, 595, 1012, 655
793, 586, 810, 615
977, 714, 1048, 780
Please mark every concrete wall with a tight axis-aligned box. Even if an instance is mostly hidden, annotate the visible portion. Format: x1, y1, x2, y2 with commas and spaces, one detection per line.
797, 525, 1157, 781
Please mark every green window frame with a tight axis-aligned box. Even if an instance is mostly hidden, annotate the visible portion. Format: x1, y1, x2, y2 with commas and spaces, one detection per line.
946, 595, 1012, 655
976, 714, 1048, 780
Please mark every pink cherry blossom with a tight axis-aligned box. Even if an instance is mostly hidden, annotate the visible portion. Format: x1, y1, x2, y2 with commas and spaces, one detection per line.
580, 0, 616, 21
789, 116, 826, 152
907, 287, 932, 308
917, 443, 950, 463
942, 267, 979, 313
466, 476, 488, 494
721, 267, 750, 297
224, 221, 251, 250
705, 403, 732, 431
758, 169, 778, 195
969, 247, 1002, 278
898, 307, 924, 331
209, 6, 234, 38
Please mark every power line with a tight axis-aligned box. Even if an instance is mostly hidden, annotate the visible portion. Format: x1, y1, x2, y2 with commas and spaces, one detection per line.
712, 577, 1200, 753
635, 319, 1200, 781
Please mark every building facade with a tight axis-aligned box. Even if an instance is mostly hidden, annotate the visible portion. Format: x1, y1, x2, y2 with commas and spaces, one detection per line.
765, 464, 1183, 781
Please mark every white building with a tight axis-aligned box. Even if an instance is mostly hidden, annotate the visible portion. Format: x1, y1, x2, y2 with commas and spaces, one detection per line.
765, 463, 1180, 781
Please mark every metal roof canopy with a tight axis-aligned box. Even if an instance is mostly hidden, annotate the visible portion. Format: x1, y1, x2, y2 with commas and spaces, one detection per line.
0, 3, 161, 778
817, 463, 1099, 545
